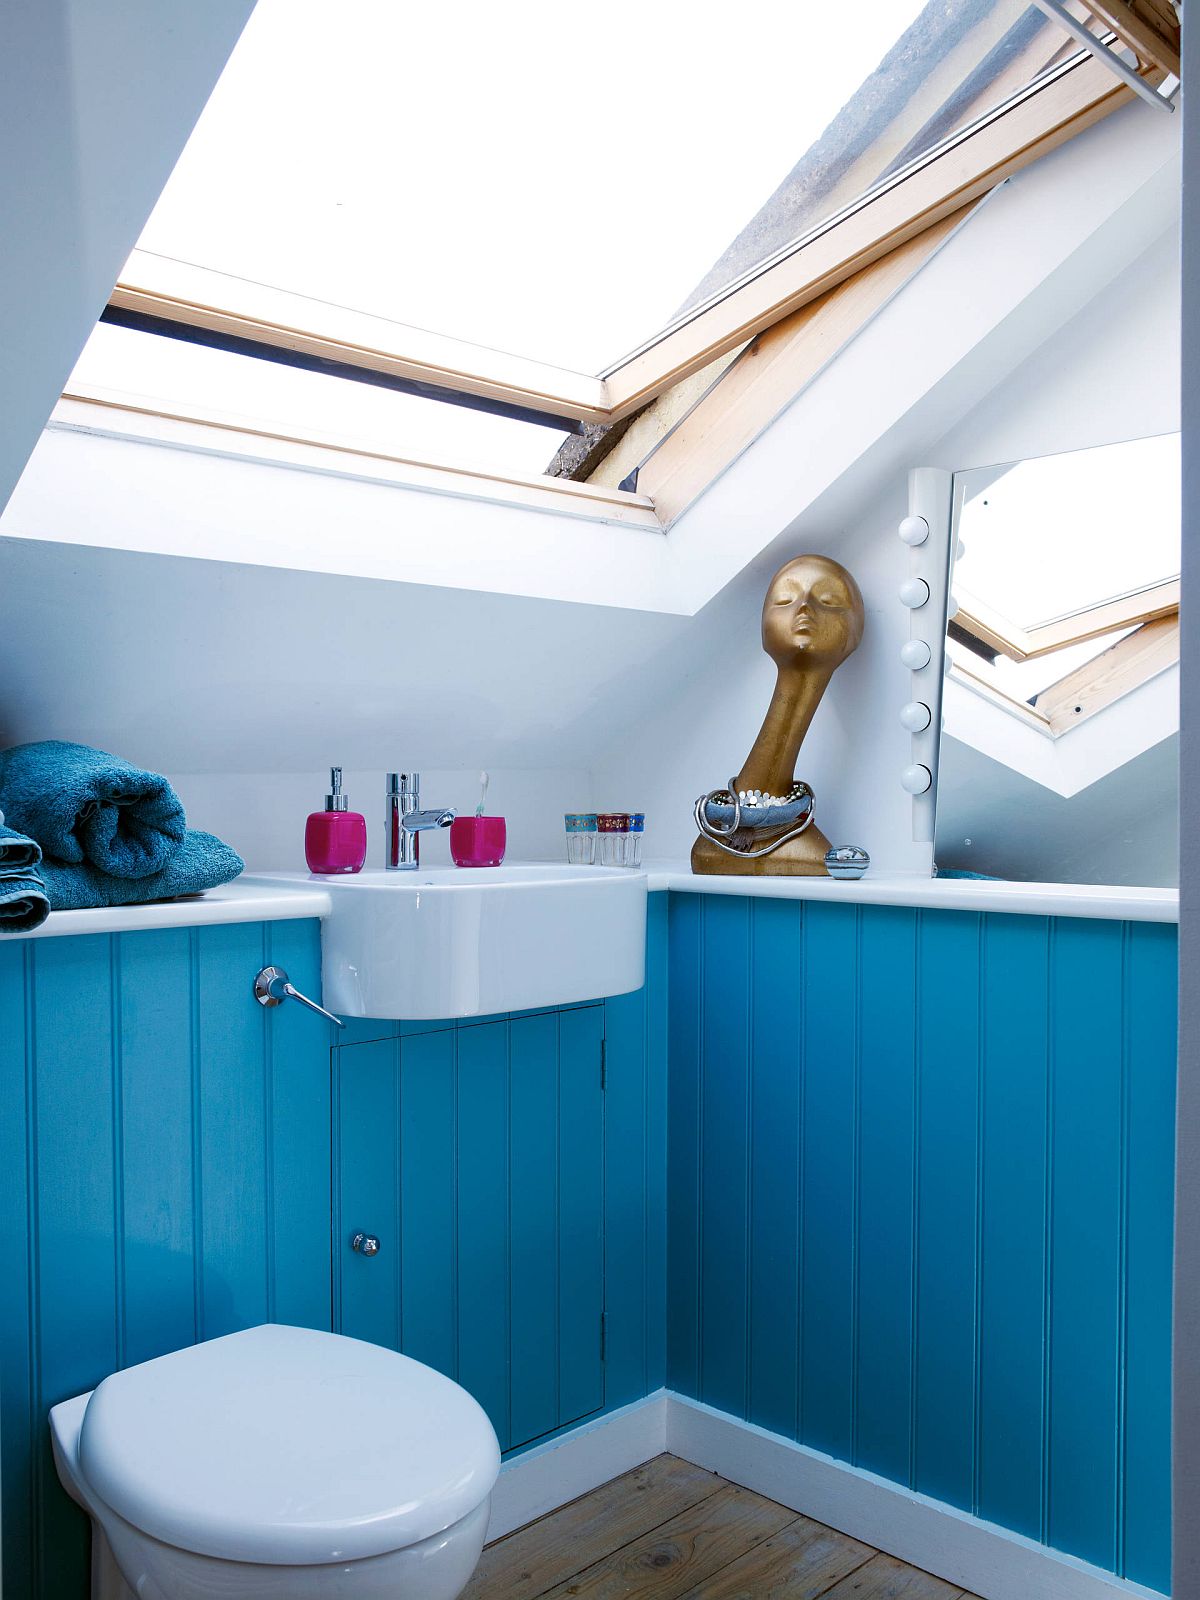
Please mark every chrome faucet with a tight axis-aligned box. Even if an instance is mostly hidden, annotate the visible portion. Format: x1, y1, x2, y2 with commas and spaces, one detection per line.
385, 772, 455, 869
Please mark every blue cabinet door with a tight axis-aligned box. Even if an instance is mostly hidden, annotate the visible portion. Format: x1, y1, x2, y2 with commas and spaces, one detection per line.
334, 1008, 605, 1452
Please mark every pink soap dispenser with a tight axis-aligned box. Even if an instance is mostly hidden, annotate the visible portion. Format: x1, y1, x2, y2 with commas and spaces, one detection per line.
305, 766, 367, 874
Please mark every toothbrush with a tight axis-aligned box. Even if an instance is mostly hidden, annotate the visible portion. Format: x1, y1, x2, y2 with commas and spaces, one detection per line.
476, 770, 490, 817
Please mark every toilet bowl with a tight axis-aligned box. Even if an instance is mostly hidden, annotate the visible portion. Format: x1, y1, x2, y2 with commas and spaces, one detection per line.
50, 1324, 501, 1600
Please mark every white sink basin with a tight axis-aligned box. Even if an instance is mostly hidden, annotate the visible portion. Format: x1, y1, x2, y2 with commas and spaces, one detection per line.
255, 865, 647, 1020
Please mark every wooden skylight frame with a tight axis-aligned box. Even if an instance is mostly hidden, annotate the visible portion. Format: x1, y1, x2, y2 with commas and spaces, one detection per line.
949, 612, 1180, 736
101, 44, 1141, 438
954, 577, 1180, 663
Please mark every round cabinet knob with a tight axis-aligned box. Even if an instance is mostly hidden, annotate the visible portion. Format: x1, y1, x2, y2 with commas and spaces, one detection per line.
901, 764, 933, 795
900, 701, 932, 733
899, 578, 930, 609
900, 639, 932, 671
351, 1232, 381, 1256
898, 515, 930, 546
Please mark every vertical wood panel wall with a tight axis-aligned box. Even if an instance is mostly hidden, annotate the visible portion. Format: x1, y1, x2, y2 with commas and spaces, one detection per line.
666, 894, 1176, 1592
0, 919, 331, 1600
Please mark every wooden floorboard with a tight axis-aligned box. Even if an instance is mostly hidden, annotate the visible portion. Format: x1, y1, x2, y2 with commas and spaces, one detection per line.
535, 1483, 797, 1599
815, 1551, 967, 1599
674, 1513, 874, 1598
470, 1454, 979, 1600
462, 1456, 727, 1600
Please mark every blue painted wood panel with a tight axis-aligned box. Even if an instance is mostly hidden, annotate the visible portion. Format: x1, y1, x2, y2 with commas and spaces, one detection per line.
0, 920, 331, 1600
334, 1006, 608, 1454
666, 894, 1175, 1590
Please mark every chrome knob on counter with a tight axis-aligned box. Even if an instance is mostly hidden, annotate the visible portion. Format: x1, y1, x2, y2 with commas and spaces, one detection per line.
253, 965, 345, 1028
351, 1232, 381, 1256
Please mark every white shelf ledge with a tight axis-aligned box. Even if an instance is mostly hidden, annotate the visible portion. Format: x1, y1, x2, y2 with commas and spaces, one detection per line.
3, 879, 333, 942
2, 863, 1176, 944
643, 860, 1178, 923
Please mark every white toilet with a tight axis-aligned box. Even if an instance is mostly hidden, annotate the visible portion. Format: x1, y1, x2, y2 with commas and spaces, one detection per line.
50, 1323, 502, 1599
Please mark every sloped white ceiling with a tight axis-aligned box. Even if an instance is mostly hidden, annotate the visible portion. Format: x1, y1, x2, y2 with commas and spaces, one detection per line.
0, 0, 255, 514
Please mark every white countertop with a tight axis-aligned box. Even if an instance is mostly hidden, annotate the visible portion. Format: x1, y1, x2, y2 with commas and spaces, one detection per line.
3, 879, 333, 941
642, 860, 1179, 923
0, 861, 1177, 941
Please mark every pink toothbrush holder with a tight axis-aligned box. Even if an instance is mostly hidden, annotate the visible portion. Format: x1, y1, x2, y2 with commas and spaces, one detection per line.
450, 815, 507, 867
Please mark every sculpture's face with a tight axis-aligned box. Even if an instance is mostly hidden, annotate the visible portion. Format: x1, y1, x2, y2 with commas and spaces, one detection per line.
761, 554, 865, 670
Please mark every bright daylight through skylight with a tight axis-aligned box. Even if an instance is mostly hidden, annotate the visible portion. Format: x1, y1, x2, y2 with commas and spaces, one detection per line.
955, 433, 1180, 627
66, 0, 1082, 479
127, 0, 1070, 374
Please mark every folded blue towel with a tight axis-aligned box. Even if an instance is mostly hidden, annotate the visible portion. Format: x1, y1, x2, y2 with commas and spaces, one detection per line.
0, 740, 187, 879
0, 874, 50, 932
38, 829, 244, 912
0, 823, 42, 872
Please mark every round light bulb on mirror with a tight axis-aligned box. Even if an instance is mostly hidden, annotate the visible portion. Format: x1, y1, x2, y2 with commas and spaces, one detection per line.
899, 577, 930, 608
898, 515, 929, 546
946, 593, 960, 620
900, 701, 932, 733
901, 763, 933, 795
899, 638, 932, 670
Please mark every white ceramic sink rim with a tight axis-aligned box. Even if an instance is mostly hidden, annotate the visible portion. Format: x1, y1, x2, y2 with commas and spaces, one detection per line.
296, 864, 639, 891
249, 864, 647, 1020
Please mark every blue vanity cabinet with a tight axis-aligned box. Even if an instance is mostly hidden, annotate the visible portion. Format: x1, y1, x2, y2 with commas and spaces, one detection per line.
0, 919, 332, 1600
333, 1005, 607, 1452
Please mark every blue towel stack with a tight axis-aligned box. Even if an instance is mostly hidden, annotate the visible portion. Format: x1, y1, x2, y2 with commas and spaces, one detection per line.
0, 742, 243, 929
0, 819, 50, 933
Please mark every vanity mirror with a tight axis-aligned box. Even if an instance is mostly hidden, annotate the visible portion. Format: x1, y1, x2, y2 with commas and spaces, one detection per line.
934, 433, 1179, 886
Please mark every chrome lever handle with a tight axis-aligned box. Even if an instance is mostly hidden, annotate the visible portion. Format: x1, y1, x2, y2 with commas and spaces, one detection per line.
253, 965, 345, 1029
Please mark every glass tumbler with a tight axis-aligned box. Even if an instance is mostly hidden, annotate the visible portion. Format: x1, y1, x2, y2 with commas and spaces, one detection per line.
596, 813, 630, 866
625, 813, 645, 868
564, 813, 597, 864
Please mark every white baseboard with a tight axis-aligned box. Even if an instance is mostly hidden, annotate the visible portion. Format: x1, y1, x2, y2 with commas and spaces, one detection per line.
486, 1392, 669, 1542
666, 1396, 1165, 1600
487, 1390, 1165, 1600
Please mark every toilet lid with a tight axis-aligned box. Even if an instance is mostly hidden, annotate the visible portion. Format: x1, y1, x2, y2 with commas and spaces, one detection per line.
78, 1324, 501, 1565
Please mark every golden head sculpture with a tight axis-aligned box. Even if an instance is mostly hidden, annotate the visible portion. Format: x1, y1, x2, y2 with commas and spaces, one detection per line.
692, 553, 865, 876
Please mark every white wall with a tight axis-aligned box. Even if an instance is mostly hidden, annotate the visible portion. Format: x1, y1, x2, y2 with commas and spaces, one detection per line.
0, 537, 688, 866
0, 0, 255, 514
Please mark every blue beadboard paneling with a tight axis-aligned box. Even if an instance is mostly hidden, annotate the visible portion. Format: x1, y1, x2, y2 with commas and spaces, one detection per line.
400, 1028, 458, 1376
977, 913, 1050, 1539
508, 1011, 562, 1445
915, 910, 982, 1510
1047, 919, 1125, 1569
602, 892, 670, 1409
457, 1020, 512, 1441
334, 1005, 611, 1456
558, 1005, 605, 1424
667, 893, 703, 1398
666, 894, 1175, 1591
0, 921, 330, 1600
856, 906, 918, 1485
699, 895, 751, 1417
801, 902, 859, 1460
747, 898, 802, 1440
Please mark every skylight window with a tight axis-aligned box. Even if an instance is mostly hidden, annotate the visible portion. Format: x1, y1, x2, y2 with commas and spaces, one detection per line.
67, 323, 570, 479
127, 0, 1081, 377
